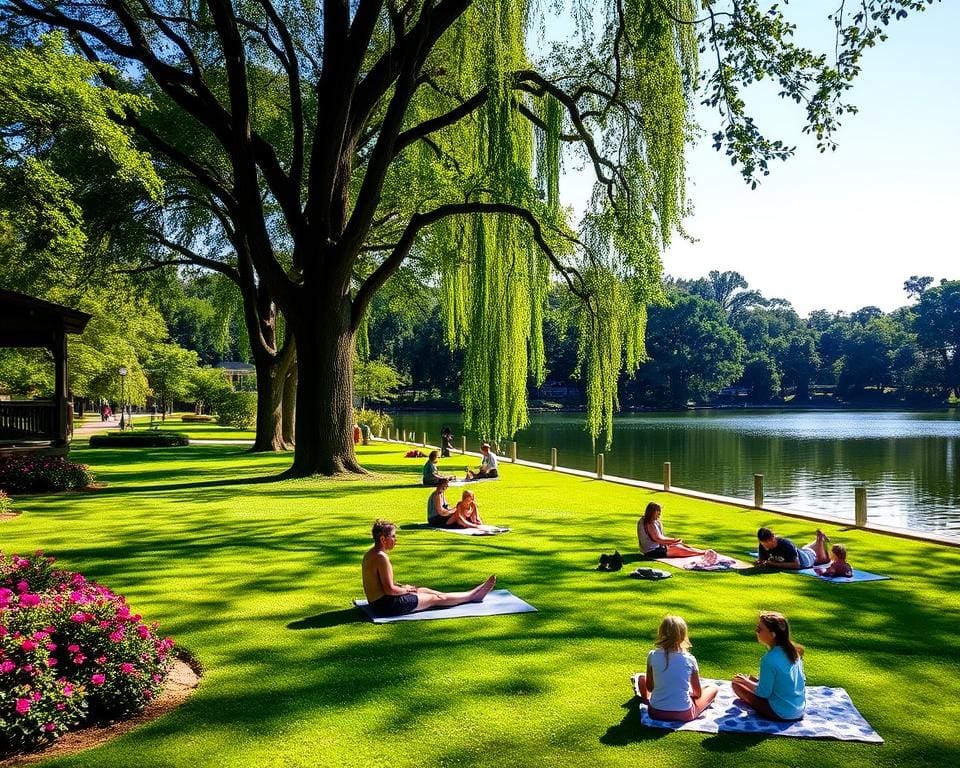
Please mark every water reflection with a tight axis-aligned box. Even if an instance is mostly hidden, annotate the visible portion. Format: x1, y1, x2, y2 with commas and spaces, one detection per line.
389, 410, 960, 537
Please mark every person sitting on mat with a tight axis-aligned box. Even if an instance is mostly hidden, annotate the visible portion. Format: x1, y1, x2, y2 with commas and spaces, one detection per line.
635, 615, 718, 722
464, 442, 499, 481
361, 519, 496, 617
754, 527, 830, 570
732, 611, 806, 721
638, 502, 705, 558
427, 483, 487, 529
814, 543, 853, 578
422, 450, 454, 487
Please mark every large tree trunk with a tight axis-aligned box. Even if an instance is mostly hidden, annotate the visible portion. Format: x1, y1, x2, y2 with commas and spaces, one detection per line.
251, 356, 286, 452
288, 291, 363, 476
282, 355, 297, 446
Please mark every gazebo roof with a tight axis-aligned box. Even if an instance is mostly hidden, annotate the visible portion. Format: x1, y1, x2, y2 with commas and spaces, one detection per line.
0, 289, 91, 347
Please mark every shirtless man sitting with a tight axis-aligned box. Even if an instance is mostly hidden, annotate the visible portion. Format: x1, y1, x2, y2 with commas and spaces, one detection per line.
361, 519, 496, 618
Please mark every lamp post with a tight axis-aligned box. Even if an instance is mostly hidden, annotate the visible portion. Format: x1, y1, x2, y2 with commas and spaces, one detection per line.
118, 367, 127, 430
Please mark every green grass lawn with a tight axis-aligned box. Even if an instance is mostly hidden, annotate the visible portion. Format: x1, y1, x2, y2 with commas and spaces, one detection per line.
79, 418, 256, 442
4, 443, 959, 767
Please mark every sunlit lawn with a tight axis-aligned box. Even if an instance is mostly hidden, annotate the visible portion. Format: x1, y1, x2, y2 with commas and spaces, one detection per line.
4, 442, 959, 767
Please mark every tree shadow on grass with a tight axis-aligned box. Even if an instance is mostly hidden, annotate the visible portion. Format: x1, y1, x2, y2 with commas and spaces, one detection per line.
599, 696, 671, 746
288, 608, 366, 630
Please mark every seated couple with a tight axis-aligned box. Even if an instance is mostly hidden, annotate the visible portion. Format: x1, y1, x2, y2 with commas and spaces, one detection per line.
754, 527, 852, 576
362, 519, 496, 618
637, 612, 806, 723
427, 479, 486, 529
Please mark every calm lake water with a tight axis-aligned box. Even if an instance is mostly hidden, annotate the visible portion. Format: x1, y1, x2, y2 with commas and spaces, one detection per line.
386, 409, 960, 538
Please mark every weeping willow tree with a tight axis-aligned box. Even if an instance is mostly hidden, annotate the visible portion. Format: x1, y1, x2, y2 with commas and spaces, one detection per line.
1, 0, 937, 474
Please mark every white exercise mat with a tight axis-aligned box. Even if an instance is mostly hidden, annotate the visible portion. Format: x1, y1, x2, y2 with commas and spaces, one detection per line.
353, 589, 536, 623
655, 553, 752, 571
630, 676, 883, 743
407, 522, 510, 536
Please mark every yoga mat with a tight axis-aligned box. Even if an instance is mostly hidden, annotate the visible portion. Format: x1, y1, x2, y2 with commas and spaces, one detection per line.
655, 554, 752, 571
354, 589, 536, 623
631, 676, 883, 743
747, 553, 890, 582
449, 477, 500, 487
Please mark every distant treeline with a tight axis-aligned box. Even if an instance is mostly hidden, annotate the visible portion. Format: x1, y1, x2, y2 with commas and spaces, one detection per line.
362, 272, 960, 409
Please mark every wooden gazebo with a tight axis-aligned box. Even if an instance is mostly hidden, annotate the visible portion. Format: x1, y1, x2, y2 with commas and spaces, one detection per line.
0, 290, 91, 456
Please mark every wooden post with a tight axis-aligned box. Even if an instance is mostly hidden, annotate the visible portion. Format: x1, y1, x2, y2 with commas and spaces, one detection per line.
461, 435, 467, 454
754, 474, 764, 508
550, 447, 557, 471
510, 441, 517, 462
422, 432, 427, 447
663, 462, 671, 491
855, 486, 867, 527
596, 453, 604, 479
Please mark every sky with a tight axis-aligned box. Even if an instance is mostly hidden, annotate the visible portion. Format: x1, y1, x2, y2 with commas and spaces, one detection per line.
556, 2, 960, 317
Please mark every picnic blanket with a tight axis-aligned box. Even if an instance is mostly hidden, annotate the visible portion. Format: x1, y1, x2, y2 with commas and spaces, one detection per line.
406, 522, 510, 536
353, 589, 536, 623
630, 675, 883, 743
747, 553, 890, 582
655, 551, 752, 571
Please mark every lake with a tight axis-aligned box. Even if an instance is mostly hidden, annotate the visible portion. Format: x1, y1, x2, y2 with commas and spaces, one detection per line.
385, 409, 960, 538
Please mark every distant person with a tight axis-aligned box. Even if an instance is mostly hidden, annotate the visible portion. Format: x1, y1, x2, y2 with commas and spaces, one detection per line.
638, 502, 705, 558
814, 543, 853, 578
754, 527, 830, 570
427, 483, 487, 530
422, 450, 454, 487
465, 442, 499, 480
440, 426, 454, 458
426, 478, 454, 525
66, 390, 74, 438
634, 615, 718, 722
361, 519, 496, 618
353, 423, 361, 445
732, 612, 806, 721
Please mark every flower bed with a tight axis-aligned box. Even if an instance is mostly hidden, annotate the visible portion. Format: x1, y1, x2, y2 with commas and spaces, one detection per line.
179, 414, 214, 422
0, 457, 94, 494
0, 552, 173, 753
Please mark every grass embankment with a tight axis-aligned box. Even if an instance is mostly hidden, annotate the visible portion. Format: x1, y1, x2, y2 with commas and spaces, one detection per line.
3, 443, 959, 768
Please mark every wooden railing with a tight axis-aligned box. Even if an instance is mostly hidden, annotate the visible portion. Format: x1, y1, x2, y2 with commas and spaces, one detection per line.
0, 401, 56, 439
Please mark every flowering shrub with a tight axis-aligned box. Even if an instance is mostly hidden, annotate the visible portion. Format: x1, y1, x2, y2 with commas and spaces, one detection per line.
0, 457, 94, 494
0, 552, 173, 752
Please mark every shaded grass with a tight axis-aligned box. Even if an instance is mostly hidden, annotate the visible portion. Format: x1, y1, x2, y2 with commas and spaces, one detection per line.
3, 442, 959, 767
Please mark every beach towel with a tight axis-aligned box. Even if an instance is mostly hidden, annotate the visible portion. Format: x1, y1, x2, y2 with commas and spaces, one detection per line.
353, 589, 536, 623
630, 676, 882, 743
406, 522, 510, 536
449, 477, 500, 487
747, 553, 890, 582
656, 550, 752, 571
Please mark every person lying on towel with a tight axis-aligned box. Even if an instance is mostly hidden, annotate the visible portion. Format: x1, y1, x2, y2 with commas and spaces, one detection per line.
361, 519, 496, 618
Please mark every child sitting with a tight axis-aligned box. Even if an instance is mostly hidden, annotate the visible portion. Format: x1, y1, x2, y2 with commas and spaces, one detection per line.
634, 615, 718, 721
814, 543, 853, 578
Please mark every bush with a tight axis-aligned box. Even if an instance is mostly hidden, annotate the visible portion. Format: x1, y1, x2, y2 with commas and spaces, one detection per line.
88, 432, 189, 448
0, 457, 94, 494
0, 552, 173, 752
354, 409, 393, 437
216, 392, 257, 429
0, 492, 12, 515
180, 414, 214, 422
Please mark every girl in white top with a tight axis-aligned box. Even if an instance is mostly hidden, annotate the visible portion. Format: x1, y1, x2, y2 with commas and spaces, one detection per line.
635, 615, 718, 721
638, 502, 705, 558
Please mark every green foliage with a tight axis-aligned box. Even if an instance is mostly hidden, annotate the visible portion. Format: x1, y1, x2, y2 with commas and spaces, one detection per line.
89, 432, 189, 448
353, 357, 405, 408
0, 491, 12, 515
0, 456, 93, 493
353, 408, 393, 438
145, 344, 200, 413
216, 392, 257, 430
186, 368, 233, 415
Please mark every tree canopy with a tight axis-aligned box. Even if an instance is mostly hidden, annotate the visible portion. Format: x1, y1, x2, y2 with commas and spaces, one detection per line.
0, 0, 940, 473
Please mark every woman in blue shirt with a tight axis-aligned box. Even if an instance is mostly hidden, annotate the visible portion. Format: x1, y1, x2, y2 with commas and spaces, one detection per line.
732, 611, 806, 721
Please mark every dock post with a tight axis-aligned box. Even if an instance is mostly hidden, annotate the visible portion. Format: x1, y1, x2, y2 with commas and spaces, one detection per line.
754, 474, 764, 508
855, 486, 867, 527
510, 441, 517, 463
663, 462, 671, 491
550, 448, 557, 471
596, 453, 604, 479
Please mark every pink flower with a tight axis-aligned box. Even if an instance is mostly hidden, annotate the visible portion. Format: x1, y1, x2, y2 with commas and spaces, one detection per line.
0, 623, 8, 636
120, 663, 135, 674
19, 593, 41, 607
69, 612, 89, 623
20, 639, 37, 652
109, 629, 124, 642
136, 625, 150, 639
117, 605, 130, 619
90, 673, 105, 686
47, 657, 58, 666
72, 654, 86, 665
15, 698, 31, 714
43, 722, 56, 732
13, 556, 29, 569
31, 690, 41, 701
63, 683, 74, 696
143, 689, 153, 699
56, 703, 65, 711
0, 660, 15, 673
16, 580, 29, 592
67, 644, 80, 653
95, 656, 107, 664
45, 642, 58, 652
